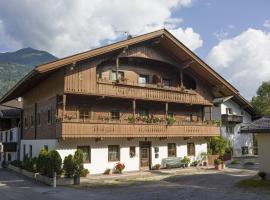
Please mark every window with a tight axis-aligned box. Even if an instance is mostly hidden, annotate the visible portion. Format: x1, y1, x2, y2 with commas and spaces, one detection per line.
0, 132, 2, 141
111, 70, 124, 81
241, 146, 249, 155
29, 145, 32, 159
226, 108, 233, 115
47, 109, 51, 124
37, 113, 41, 126
108, 145, 120, 161
79, 108, 89, 122
8, 153, 11, 161
186, 114, 193, 122
187, 143, 195, 156
163, 78, 172, 87
44, 145, 48, 151
226, 126, 234, 134
129, 146, 136, 158
168, 143, 177, 157
77, 146, 91, 163
30, 115, 34, 127
154, 147, 159, 158
138, 74, 149, 85
110, 110, 120, 120
9, 131, 13, 142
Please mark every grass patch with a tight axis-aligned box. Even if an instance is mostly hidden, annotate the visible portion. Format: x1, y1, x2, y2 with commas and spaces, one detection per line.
237, 178, 270, 194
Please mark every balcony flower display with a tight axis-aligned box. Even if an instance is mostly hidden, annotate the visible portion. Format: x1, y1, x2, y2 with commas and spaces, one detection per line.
114, 162, 125, 174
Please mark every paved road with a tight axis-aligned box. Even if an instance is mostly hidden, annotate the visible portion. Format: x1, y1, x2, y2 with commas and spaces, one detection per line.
0, 168, 269, 200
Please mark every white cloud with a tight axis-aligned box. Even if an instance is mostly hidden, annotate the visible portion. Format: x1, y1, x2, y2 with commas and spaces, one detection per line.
0, 0, 203, 57
207, 28, 270, 99
263, 19, 270, 28
170, 27, 203, 50
213, 30, 229, 41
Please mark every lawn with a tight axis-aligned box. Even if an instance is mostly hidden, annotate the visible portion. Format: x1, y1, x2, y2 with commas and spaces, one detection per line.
238, 177, 270, 195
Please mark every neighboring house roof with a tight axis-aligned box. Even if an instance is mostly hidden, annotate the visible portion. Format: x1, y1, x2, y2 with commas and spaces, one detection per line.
0, 105, 21, 119
240, 117, 270, 133
0, 29, 254, 114
213, 96, 234, 105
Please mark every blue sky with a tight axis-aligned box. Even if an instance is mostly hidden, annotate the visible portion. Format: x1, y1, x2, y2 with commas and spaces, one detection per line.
173, 0, 270, 58
0, 0, 269, 99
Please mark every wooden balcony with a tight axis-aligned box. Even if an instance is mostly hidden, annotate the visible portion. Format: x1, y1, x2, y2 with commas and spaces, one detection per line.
95, 79, 212, 105
221, 114, 243, 124
56, 121, 220, 139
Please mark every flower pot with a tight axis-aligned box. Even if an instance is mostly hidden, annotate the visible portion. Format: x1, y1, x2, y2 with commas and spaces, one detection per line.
73, 175, 80, 185
215, 164, 222, 170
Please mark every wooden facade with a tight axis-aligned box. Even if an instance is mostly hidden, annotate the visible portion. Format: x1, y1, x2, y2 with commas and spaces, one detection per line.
3, 30, 250, 140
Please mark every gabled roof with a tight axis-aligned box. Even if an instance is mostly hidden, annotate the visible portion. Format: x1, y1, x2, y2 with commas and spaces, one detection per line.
0, 29, 254, 114
240, 117, 270, 133
213, 96, 234, 105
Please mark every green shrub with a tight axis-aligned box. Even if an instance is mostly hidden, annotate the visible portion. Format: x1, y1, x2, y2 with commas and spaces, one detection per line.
231, 160, 238, 165
214, 159, 221, 166
181, 156, 191, 167
258, 172, 267, 180
47, 150, 62, 177
80, 168, 89, 177
128, 116, 135, 123
63, 155, 76, 178
11, 160, 23, 168
23, 157, 38, 173
74, 149, 84, 176
166, 116, 176, 125
191, 160, 199, 167
37, 148, 49, 176
208, 137, 232, 156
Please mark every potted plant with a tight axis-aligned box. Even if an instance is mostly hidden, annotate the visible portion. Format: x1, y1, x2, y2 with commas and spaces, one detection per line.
104, 168, 113, 175
128, 116, 136, 124
181, 156, 191, 168
214, 159, 222, 170
166, 116, 176, 125
200, 152, 208, 166
114, 162, 125, 174
73, 149, 84, 185
154, 164, 161, 170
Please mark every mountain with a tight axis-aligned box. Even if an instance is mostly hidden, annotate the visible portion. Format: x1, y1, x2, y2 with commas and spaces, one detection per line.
0, 48, 58, 98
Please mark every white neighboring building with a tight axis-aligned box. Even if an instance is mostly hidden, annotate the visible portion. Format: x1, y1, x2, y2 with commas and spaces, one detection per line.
212, 96, 253, 157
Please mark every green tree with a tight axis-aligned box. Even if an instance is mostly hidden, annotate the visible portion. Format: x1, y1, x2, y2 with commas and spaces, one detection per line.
208, 137, 232, 156
251, 81, 270, 116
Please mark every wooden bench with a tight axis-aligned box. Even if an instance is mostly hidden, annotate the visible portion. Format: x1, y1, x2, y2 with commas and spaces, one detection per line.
162, 157, 184, 169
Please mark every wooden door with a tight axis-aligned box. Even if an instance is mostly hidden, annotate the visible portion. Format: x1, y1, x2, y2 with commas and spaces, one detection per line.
139, 141, 151, 169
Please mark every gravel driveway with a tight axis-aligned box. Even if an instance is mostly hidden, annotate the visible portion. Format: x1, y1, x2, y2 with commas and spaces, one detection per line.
0, 168, 269, 200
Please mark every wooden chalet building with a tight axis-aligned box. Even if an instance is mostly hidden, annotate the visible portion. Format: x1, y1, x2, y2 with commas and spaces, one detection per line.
0, 29, 254, 174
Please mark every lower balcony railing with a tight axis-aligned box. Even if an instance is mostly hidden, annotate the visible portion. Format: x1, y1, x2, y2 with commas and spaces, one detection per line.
56, 121, 220, 139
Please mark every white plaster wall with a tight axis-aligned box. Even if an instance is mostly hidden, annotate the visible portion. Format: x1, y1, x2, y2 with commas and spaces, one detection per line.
20, 139, 58, 159
257, 134, 270, 180
57, 137, 207, 174
213, 99, 253, 156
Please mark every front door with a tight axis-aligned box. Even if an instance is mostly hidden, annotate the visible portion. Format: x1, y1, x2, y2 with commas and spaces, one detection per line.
139, 141, 151, 169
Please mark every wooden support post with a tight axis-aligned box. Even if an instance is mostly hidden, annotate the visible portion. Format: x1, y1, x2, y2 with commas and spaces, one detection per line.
202, 106, 205, 122
180, 69, 183, 87
132, 100, 136, 117
62, 94, 66, 120
165, 102, 168, 118
116, 57, 119, 81
209, 106, 212, 121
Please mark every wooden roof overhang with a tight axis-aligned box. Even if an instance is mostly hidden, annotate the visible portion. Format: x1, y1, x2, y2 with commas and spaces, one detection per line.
0, 29, 254, 114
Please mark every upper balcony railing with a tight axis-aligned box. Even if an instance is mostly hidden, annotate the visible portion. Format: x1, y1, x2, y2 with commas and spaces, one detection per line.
221, 114, 243, 124
56, 119, 220, 139
95, 78, 212, 105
